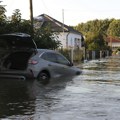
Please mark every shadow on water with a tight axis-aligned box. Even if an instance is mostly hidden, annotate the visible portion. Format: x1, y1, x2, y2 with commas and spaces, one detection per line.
0, 79, 36, 118
0, 75, 74, 119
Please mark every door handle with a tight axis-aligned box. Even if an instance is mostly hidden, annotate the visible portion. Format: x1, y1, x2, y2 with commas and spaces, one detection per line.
48, 64, 52, 66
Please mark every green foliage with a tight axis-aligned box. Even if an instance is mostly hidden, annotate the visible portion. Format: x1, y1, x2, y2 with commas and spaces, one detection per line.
0, 4, 61, 49
84, 31, 106, 50
58, 48, 71, 60
88, 42, 100, 50
75, 19, 114, 51
0, 1, 6, 23
73, 49, 83, 63
107, 19, 120, 38
8, 19, 32, 34
0, 7, 33, 35
58, 48, 83, 64
11, 9, 21, 23
75, 19, 113, 34
34, 26, 61, 49
7, 9, 32, 34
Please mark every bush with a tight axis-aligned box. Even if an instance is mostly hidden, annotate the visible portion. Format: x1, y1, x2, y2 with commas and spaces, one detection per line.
58, 48, 83, 64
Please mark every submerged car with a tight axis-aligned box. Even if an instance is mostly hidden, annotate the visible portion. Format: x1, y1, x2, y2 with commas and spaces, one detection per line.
0, 33, 82, 83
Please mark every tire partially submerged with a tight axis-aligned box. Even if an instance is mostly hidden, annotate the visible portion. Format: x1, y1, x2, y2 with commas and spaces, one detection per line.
37, 71, 50, 84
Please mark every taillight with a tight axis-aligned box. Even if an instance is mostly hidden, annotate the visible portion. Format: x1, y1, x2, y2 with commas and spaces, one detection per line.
28, 60, 38, 65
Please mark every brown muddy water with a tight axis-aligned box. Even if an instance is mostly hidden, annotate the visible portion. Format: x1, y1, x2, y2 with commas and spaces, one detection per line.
0, 56, 120, 120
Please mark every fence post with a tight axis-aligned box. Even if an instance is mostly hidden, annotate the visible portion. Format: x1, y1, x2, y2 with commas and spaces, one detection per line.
100, 51, 102, 59
71, 48, 74, 63
92, 51, 95, 60
107, 50, 109, 57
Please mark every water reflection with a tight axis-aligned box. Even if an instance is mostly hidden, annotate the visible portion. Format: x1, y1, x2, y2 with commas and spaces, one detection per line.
0, 79, 36, 118
0, 76, 74, 119
80, 56, 120, 83
1, 56, 120, 120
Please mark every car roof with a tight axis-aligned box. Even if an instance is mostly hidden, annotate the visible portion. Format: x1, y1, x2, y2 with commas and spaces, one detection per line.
37, 49, 57, 53
37, 49, 62, 55
0, 33, 31, 37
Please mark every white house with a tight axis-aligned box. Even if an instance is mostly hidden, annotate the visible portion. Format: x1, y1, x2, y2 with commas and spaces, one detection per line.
34, 14, 84, 49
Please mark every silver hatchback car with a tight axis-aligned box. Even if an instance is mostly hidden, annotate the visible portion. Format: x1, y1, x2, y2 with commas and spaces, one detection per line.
0, 33, 82, 83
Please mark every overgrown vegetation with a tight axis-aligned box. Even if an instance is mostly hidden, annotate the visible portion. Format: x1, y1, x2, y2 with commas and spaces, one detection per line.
34, 26, 61, 49
58, 48, 83, 64
75, 19, 120, 51
0, 1, 61, 49
1, 1, 120, 51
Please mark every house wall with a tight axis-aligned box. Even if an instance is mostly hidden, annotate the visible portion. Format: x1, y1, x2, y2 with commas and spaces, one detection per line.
108, 42, 120, 48
67, 33, 82, 48
112, 42, 120, 48
57, 32, 82, 49
57, 32, 68, 48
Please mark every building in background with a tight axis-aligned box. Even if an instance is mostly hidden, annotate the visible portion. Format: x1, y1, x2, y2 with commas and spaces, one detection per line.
106, 37, 120, 50
34, 14, 84, 49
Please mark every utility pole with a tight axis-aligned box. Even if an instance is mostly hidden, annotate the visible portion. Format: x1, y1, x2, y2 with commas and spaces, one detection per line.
62, 9, 64, 33
29, 0, 34, 37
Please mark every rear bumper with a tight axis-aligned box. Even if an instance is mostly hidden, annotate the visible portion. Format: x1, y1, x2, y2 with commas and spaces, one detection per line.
0, 74, 26, 80
0, 70, 34, 80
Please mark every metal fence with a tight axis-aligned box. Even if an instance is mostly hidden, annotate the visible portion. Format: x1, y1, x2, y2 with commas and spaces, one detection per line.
85, 50, 111, 60
58, 48, 112, 64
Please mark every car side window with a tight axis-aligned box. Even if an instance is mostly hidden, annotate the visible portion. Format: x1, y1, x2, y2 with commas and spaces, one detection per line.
41, 52, 57, 63
55, 53, 70, 65
41, 52, 70, 65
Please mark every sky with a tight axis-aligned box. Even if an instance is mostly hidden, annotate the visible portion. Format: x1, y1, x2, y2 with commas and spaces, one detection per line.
2, 0, 120, 26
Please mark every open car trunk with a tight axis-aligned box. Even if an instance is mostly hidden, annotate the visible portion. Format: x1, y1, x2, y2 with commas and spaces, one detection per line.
0, 33, 37, 71
1, 51, 33, 70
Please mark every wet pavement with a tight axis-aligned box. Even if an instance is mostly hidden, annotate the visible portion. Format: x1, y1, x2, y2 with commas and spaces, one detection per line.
0, 56, 120, 120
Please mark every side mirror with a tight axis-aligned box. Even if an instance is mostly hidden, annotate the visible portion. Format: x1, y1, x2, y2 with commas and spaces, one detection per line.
68, 62, 73, 66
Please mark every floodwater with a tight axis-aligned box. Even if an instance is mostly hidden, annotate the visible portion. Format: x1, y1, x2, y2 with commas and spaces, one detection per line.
0, 56, 120, 120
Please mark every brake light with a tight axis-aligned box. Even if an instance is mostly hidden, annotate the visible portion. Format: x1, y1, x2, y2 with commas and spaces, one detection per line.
28, 60, 38, 65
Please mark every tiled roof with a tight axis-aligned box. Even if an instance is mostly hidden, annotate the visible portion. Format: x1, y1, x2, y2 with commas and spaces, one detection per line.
34, 14, 82, 35
106, 37, 120, 43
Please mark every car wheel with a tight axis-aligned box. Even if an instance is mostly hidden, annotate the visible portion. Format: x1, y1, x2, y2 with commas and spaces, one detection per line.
37, 72, 50, 84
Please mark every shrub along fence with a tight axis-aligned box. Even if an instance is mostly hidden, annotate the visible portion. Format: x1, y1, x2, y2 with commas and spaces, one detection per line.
58, 48, 83, 65
58, 48, 112, 65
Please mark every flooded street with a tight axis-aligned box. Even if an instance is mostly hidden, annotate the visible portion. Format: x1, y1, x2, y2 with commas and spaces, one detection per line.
1, 56, 120, 120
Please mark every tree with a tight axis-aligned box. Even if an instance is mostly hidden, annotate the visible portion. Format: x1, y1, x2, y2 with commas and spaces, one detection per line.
75, 19, 113, 51
5, 9, 33, 35
86, 32, 106, 50
34, 26, 61, 49
107, 19, 120, 38
11, 9, 21, 23
0, 1, 7, 34
0, 1, 6, 23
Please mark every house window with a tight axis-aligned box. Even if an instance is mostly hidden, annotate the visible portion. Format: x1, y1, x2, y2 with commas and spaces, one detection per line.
74, 38, 80, 48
